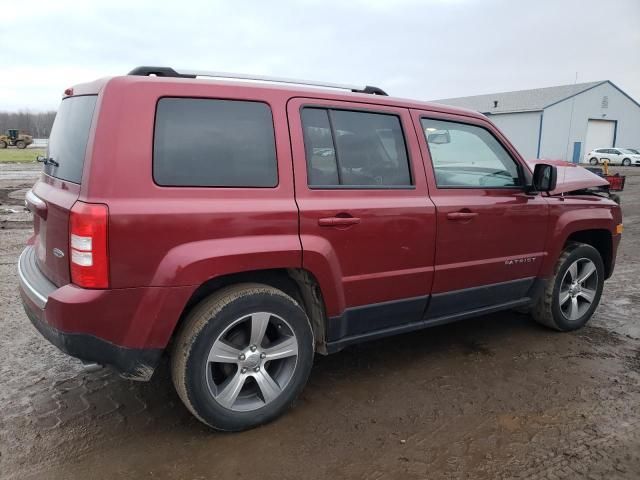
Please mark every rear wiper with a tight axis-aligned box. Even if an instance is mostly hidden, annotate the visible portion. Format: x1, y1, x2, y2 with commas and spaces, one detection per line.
36, 156, 59, 167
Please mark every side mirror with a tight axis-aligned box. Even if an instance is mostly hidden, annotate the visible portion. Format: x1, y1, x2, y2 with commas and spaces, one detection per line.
427, 130, 451, 145
530, 163, 557, 193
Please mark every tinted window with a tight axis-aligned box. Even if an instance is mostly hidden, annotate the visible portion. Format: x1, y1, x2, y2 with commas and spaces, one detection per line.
45, 95, 97, 183
154, 98, 277, 187
422, 118, 521, 188
301, 108, 412, 187
301, 109, 339, 186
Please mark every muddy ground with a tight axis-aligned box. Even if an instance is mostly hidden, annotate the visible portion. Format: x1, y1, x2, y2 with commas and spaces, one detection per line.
1, 163, 639, 480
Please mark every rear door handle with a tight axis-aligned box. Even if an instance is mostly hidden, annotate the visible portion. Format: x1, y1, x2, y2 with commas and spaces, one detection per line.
318, 216, 361, 227
447, 211, 478, 221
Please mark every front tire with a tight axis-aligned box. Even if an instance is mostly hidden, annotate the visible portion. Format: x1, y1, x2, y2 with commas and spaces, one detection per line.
622, 158, 631, 166
0, 140, 6, 149
589, 157, 598, 165
15, 140, 26, 149
171, 283, 314, 431
532, 242, 604, 331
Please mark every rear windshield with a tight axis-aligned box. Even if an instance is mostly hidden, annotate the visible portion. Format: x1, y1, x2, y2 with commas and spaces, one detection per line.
44, 95, 97, 183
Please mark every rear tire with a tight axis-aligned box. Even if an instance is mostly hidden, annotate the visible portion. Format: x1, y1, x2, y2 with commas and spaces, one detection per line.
589, 157, 598, 165
171, 283, 314, 431
622, 158, 631, 166
532, 242, 604, 331
15, 140, 26, 149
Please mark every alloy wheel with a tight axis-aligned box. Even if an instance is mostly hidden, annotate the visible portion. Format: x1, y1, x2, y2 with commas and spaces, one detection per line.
559, 258, 598, 321
205, 312, 298, 412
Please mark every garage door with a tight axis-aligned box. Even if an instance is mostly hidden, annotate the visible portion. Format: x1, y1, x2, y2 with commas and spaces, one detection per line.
584, 120, 616, 157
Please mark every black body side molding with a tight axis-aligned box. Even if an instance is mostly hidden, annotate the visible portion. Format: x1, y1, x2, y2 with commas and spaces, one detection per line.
325, 278, 546, 353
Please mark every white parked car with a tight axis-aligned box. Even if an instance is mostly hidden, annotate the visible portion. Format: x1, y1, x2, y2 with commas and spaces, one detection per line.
585, 148, 640, 166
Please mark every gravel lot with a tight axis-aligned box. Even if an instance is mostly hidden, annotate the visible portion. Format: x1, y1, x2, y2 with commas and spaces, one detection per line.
1, 163, 639, 480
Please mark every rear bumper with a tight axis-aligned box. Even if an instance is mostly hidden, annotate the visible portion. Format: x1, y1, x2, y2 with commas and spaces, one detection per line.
18, 246, 192, 380
23, 302, 162, 380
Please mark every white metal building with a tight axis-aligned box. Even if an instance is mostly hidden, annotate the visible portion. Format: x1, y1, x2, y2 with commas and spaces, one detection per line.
433, 81, 640, 162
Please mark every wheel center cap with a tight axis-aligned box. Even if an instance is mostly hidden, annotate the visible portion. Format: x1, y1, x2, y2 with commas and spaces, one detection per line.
242, 352, 261, 369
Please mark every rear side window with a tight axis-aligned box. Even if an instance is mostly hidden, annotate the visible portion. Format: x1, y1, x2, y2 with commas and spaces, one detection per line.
154, 98, 277, 187
45, 95, 98, 184
301, 107, 412, 188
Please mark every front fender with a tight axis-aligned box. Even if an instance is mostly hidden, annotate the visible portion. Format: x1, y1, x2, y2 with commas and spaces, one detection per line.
541, 198, 618, 277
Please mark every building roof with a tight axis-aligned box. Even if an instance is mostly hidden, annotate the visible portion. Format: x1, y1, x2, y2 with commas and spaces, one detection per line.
432, 80, 608, 114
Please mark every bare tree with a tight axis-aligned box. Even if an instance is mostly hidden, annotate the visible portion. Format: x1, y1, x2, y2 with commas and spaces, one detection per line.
0, 110, 57, 138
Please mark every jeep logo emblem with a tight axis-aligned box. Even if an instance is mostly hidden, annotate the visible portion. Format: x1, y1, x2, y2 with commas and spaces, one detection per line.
52, 248, 65, 258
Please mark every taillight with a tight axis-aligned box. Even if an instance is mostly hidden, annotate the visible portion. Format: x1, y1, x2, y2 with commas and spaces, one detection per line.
69, 201, 109, 288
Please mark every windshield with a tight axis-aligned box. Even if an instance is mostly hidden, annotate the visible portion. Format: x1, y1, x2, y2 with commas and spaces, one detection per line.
44, 95, 98, 183
619, 149, 637, 154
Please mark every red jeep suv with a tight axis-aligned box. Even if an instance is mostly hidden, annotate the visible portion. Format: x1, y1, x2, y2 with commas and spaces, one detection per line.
19, 67, 622, 431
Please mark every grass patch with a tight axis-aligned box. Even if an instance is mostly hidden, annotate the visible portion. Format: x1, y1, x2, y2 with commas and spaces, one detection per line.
0, 148, 45, 163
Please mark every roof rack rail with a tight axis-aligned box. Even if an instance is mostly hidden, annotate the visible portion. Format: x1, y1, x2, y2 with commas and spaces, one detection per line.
127, 66, 388, 96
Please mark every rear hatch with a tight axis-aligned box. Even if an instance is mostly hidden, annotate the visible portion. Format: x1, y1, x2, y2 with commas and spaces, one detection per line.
28, 95, 98, 287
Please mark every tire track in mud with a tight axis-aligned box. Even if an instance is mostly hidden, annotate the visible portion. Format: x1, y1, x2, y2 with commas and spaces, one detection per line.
1, 164, 640, 479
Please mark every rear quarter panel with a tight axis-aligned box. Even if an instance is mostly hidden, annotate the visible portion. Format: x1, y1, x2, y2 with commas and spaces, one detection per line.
82, 77, 301, 289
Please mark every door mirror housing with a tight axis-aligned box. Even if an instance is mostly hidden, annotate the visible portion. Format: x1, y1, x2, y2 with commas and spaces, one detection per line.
529, 163, 557, 193
426, 130, 451, 145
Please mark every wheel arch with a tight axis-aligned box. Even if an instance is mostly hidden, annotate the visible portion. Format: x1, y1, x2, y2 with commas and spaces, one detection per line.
541, 202, 618, 281
172, 268, 330, 354
565, 229, 613, 279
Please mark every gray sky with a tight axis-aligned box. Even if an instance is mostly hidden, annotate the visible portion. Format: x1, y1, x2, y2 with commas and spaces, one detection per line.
2, 0, 639, 111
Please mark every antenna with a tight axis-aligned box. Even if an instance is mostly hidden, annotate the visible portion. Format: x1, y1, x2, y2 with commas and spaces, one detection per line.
564, 72, 579, 163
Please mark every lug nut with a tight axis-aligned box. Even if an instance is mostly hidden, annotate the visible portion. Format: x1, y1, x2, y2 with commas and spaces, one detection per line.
254, 367, 260, 372
239, 354, 246, 361
241, 367, 247, 374
250, 345, 257, 352
260, 353, 266, 359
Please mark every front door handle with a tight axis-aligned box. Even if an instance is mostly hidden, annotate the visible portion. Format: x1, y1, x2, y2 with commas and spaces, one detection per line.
318, 216, 361, 227
447, 211, 478, 221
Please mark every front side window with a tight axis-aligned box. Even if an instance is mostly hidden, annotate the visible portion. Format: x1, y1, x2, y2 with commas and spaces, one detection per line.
301, 107, 412, 188
422, 118, 521, 188
154, 98, 277, 187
